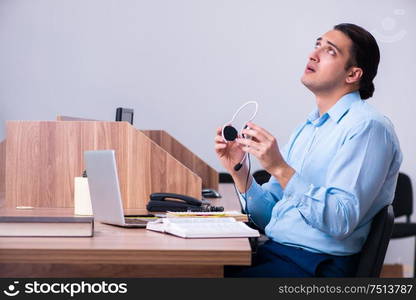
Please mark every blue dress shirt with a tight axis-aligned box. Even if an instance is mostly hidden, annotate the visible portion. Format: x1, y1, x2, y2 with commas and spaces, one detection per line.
242, 91, 402, 256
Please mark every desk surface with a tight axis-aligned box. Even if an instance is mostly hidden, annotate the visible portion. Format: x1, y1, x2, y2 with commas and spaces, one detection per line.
0, 209, 251, 266
0, 184, 251, 277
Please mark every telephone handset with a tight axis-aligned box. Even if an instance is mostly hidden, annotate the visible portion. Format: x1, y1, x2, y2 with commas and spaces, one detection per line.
146, 192, 224, 212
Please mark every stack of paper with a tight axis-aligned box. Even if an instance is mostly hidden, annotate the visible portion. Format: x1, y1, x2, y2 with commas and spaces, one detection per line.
166, 210, 248, 222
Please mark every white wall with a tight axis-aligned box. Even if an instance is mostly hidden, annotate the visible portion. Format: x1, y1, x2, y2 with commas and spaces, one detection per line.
1, 0, 415, 275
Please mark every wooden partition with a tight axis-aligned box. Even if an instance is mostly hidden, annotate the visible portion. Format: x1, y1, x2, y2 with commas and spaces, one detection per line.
3, 121, 201, 210
142, 130, 218, 190
57, 115, 218, 190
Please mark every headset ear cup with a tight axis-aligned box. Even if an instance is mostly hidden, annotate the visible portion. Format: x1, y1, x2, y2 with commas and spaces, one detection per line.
223, 125, 238, 141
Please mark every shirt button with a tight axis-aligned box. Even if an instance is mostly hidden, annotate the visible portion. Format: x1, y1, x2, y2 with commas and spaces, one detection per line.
248, 196, 252, 200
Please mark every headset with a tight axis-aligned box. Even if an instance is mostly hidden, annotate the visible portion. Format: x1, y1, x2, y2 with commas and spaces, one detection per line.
223, 101, 261, 230
222, 101, 258, 171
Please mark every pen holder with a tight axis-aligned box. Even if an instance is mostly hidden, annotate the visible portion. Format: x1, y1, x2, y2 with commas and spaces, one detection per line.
74, 177, 93, 216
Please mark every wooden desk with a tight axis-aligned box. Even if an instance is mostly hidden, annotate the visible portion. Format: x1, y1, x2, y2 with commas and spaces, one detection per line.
0, 184, 251, 278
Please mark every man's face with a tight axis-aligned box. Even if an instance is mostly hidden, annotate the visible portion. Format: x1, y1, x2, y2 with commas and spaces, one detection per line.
301, 29, 354, 94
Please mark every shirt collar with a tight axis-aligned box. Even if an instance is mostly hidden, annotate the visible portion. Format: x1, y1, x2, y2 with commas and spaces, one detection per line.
307, 91, 361, 126
306, 109, 328, 127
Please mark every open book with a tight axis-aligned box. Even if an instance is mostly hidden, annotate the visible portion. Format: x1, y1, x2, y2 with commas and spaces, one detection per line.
146, 217, 259, 238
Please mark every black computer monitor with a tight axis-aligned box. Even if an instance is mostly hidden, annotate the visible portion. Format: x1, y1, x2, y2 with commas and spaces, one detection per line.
115, 107, 134, 125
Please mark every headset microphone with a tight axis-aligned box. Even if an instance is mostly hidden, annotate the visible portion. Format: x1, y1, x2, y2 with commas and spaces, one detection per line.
234, 162, 243, 171
222, 101, 258, 171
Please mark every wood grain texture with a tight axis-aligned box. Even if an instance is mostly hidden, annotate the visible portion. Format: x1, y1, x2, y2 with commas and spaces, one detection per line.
0, 263, 223, 278
0, 208, 251, 266
142, 130, 218, 190
0, 191, 249, 278
4, 121, 201, 208
0, 140, 5, 206
58, 117, 216, 189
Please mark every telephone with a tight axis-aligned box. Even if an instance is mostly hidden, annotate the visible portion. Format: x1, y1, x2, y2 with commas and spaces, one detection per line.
147, 192, 224, 212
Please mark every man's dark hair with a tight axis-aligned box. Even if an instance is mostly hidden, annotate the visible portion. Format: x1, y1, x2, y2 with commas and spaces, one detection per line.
334, 23, 380, 100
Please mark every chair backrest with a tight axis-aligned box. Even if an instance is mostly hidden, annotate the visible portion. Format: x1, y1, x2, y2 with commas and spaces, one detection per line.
355, 205, 395, 277
219, 172, 234, 183
221, 170, 272, 185
392, 172, 413, 219
253, 170, 271, 185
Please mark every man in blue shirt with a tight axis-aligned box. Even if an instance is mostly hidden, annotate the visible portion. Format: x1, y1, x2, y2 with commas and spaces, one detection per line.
215, 23, 402, 277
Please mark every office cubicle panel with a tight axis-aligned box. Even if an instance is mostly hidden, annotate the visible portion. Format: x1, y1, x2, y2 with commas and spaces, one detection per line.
3, 121, 202, 210
142, 130, 218, 190
56, 115, 218, 190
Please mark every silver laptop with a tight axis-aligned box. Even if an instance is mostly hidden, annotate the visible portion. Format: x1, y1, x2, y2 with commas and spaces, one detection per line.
84, 150, 152, 227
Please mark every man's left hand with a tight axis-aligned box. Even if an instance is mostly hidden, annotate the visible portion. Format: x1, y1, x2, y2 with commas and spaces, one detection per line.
236, 122, 295, 188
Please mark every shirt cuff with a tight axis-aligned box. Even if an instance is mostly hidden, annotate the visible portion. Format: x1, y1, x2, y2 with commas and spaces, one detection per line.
284, 172, 310, 205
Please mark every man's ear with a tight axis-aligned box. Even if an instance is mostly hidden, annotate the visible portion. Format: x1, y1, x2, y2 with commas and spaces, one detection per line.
346, 67, 363, 84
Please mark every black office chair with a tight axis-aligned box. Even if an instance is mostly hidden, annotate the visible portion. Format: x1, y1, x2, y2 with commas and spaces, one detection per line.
219, 172, 234, 183
253, 170, 271, 185
220, 170, 272, 185
390, 172, 416, 277
355, 205, 395, 277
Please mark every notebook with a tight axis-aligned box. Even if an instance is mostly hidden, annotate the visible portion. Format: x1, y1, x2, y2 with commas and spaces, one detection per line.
146, 217, 259, 238
0, 216, 94, 237
84, 150, 158, 228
